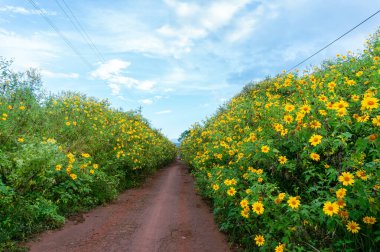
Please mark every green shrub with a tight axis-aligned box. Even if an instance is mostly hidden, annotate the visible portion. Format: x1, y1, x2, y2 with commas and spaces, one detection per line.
0, 58, 177, 248
180, 31, 380, 251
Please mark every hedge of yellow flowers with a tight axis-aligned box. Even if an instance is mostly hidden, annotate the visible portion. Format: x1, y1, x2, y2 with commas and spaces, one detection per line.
181, 32, 380, 251
0, 63, 176, 248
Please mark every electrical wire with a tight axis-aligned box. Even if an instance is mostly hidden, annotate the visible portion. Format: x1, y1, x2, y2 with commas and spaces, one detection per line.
287, 9, 380, 72
26, 0, 93, 69
57, 0, 105, 62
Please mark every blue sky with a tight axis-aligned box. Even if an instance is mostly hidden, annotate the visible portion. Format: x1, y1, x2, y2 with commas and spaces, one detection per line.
0, 0, 379, 140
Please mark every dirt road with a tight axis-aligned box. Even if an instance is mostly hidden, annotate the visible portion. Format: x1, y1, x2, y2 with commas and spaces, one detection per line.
27, 159, 230, 252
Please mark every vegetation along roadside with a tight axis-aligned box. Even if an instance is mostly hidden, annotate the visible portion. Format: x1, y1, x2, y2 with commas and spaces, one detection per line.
0, 58, 177, 250
180, 30, 380, 251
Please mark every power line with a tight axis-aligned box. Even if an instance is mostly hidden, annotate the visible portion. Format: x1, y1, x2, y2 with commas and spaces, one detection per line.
56, 0, 106, 62
287, 9, 380, 72
26, 0, 93, 69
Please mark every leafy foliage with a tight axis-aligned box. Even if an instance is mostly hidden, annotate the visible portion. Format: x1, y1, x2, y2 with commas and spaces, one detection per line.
0, 59, 176, 249
180, 31, 380, 251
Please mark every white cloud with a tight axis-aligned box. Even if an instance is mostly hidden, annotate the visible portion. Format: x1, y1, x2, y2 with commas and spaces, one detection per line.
161, 67, 188, 84
200, 0, 251, 30
96, 1, 252, 59
281, 43, 317, 62
138, 95, 165, 105
0, 29, 59, 69
40, 69, 79, 79
163, 0, 200, 18
108, 83, 121, 95
155, 110, 172, 115
0, 5, 56, 15
91, 59, 131, 79
157, 0, 251, 55
226, 13, 258, 42
91, 59, 155, 94
226, 0, 307, 43
139, 99, 153, 105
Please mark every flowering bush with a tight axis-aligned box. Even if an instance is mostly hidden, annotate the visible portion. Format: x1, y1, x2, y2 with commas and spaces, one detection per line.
0, 59, 176, 248
181, 31, 380, 251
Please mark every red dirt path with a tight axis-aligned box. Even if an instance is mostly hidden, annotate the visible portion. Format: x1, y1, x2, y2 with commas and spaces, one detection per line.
27, 159, 231, 252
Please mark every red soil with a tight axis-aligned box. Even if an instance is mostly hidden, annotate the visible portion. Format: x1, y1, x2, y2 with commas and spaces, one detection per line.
26, 159, 231, 252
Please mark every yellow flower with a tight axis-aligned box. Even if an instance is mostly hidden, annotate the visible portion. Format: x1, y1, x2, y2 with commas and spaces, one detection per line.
361, 97, 379, 110
309, 120, 321, 129
309, 134, 323, 146
241, 208, 250, 218
240, 199, 249, 208
328, 81, 336, 89
230, 178, 237, 185
278, 193, 286, 200
319, 109, 327, 116
47, 138, 56, 144
19, 105, 26, 110
224, 179, 232, 186
346, 220, 360, 233
284, 115, 293, 124
356, 71, 363, 77
66, 121, 71, 126
81, 153, 91, 158
70, 173, 77, 180
254, 234, 265, 246
55, 164, 62, 171
318, 95, 328, 102
323, 201, 339, 216
345, 79, 356, 86
336, 108, 347, 117
356, 170, 368, 180
310, 152, 320, 161
261, 145, 270, 153
356, 114, 369, 122
212, 184, 219, 191
242, 173, 248, 179
336, 198, 346, 208
275, 243, 285, 252
273, 123, 283, 132
300, 104, 311, 114
227, 187, 236, 196
252, 201, 264, 215
278, 155, 287, 164
287, 196, 300, 209
363, 216, 376, 225
336, 188, 347, 198
17, 137, 24, 143
326, 102, 334, 109
351, 94, 360, 101
93, 164, 99, 169
284, 104, 295, 112
372, 115, 380, 126
338, 172, 355, 186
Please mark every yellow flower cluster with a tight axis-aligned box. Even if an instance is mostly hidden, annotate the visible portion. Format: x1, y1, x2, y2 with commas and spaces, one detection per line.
180, 31, 380, 250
